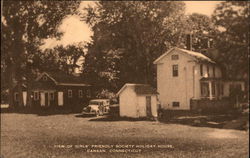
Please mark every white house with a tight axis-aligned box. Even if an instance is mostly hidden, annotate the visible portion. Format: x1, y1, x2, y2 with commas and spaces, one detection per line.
117, 83, 158, 118
153, 47, 245, 110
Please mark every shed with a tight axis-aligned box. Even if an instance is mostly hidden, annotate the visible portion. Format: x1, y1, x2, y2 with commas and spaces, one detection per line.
117, 83, 158, 118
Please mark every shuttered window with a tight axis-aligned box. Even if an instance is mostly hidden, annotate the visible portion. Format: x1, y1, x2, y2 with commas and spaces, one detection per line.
200, 64, 203, 76
34, 91, 39, 100
172, 65, 178, 77
50, 92, 54, 100
68, 90, 72, 98
213, 66, 216, 77
78, 90, 83, 98
14, 93, 19, 101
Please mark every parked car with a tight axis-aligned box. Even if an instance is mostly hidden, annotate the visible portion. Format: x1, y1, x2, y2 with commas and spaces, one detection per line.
82, 99, 110, 116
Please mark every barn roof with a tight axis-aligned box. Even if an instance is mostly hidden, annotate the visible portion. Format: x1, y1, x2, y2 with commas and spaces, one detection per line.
117, 83, 158, 96
134, 84, 158, 95
153, 47, 216, 64
36, 72, 90, 86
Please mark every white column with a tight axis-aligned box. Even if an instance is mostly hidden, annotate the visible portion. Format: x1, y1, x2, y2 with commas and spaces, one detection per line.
23, 91, 27, 106
40, 92, 45, 106
208, 82, 213, 100
58, 92, 63, 106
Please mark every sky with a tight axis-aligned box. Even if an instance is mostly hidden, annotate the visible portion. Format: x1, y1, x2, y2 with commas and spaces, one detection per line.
42, 1, 222, 49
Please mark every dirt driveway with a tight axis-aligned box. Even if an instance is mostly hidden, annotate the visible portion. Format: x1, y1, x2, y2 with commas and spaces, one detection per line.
1, 113, 249, 158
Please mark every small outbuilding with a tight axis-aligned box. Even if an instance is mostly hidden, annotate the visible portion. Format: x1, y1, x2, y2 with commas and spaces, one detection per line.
117, 83, 158, 118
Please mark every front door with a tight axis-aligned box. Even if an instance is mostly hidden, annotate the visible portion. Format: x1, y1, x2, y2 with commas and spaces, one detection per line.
45, 92, 49, 106
146, 96, 152, 117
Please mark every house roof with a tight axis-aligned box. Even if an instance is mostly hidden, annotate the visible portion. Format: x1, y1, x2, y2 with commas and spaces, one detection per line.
36, 72, 90, 86
153, 47, 216, 64
117, 83, 158, 96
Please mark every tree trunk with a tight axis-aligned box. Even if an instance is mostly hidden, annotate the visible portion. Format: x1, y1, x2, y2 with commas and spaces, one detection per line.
26, 78, 32, 108
17, 80, 24, 108
27, 83, 32, 107
7, 51, 15, 109
7, 66, 14, 108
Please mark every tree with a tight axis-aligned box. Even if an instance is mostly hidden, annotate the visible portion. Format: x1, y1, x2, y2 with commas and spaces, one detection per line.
184, 13, 216, 52
2, 1, 80, 107
211, 1, 249, 79
39, 44, 85, 74
82, 1, 186, 93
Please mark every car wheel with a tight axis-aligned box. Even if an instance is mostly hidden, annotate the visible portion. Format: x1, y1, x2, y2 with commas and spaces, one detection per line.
95, 111, 100, 117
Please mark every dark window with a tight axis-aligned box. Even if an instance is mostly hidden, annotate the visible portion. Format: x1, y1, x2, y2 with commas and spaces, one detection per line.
172, 102, 180, 107
171, 55, 179, 60
201, 82, 209, 97
34, 91, 39, 100
200, 64, 203, 76
172, 65, 178, 77
78, 90, 83, 98
213, 66, 216, 77
50, 92, 54, 100
14, 93, 19, 101
207, 65, 210, 77
68, 90, 72, 98
212, 82, 215, 95
221, 84, 224, 95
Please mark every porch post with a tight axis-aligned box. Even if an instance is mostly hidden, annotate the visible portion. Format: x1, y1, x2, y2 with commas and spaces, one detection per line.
208, 81, 213, 100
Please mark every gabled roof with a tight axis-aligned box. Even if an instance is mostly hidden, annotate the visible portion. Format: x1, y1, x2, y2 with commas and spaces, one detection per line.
153, 47, 216, 64
35, 72, 90, 86
117, 83, 158, 96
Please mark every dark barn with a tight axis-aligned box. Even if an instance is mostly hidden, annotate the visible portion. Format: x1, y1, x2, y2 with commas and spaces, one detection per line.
13, 72, 91, 111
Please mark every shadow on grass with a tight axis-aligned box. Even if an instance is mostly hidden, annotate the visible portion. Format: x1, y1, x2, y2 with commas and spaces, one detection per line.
75, 113, 96, 118
0, 107, 81, 116
88, 115, 154, 122
158, 113, 249, 130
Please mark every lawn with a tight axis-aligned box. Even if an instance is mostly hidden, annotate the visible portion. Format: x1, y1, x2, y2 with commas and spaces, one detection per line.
1, 113, 249, 158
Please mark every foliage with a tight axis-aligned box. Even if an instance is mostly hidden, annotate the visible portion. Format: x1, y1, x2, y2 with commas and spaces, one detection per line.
36, 44, 85, 74
211, 1, 249, 79
184, 13, 216, 53
82, 1, 186, 92
2, 1, 80, 106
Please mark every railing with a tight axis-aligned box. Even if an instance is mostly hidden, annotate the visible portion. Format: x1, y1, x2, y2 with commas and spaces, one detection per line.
190, 98, 235, 114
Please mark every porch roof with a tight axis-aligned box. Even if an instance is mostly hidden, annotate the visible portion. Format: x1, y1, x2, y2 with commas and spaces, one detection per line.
200, 77, 223, 82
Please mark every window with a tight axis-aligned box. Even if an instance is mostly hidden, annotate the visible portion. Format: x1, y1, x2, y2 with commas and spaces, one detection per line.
78, 90, 83, 98
172, 102, 180, 107
221, 84, 224, 96
172, 65, 178, 77
86, 89, 91, 98
212, 82, 216, 96
14, 92, 19, 101
213, 66, 216, 77
34, 91, 39, 100
68, 90, 72, 98
217, 83, 220, 96
207, 66, 210, 77
201, 82, 209, 97
200, 64, 203, 76
42, 75, 47, 81
171, 54, 179, 60
50, 92, 54, 100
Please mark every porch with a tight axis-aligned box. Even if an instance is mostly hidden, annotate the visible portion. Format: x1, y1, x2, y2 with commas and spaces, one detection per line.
200, 78, 223, 100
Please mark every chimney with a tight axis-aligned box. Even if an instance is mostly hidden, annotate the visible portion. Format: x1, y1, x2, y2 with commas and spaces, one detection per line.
186, 34, 192, 50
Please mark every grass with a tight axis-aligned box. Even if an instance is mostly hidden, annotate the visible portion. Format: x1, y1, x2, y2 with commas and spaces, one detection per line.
1, 113, 249, 158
